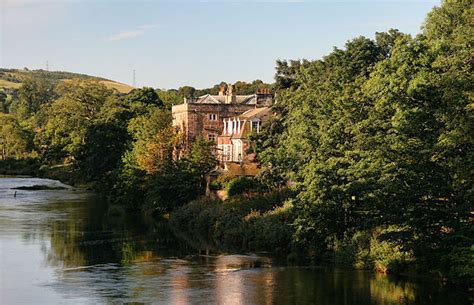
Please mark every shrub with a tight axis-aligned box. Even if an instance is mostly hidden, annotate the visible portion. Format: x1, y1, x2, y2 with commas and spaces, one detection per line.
370, 227, 415, 274
242, 201, 294, 253
332, 231, 372, 269
170, 189, 294, 255
209, 179, 222, 190
226, 176, 259, 197
331, 227, 414, 273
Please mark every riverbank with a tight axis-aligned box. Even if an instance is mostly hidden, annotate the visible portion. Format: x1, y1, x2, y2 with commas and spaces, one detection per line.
170, 189, 294, 256
0, 158, 41, 176
169, 191, 473, 289
0, 158, 94, 189
3, 157, 471, 289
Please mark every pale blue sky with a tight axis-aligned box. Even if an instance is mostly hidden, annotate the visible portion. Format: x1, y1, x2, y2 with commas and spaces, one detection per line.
1, 0, 439, 89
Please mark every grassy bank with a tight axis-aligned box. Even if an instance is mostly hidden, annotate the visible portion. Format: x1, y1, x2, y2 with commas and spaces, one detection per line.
170, 189, 294, 255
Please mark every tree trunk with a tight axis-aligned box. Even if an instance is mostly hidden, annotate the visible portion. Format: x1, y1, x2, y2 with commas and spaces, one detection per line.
1, 139, 5, 161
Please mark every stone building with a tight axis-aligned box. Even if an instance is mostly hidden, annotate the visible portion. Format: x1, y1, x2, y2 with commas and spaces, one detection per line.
172, 84, 272, 150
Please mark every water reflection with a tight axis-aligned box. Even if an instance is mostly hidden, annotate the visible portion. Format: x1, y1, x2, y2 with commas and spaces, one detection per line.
0, 177, 470, 305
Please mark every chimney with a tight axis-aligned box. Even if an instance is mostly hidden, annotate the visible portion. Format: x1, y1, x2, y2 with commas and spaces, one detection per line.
226, 83, 236, 103
219, 85, 226, 96
256, 88, 272, 106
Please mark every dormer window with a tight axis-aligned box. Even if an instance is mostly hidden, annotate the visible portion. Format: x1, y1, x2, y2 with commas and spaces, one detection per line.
208, 114, 217, 121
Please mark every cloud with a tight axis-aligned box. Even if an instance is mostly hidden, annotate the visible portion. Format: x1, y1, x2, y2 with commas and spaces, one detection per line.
109, 30, 144, 41
108, 24, 159, 41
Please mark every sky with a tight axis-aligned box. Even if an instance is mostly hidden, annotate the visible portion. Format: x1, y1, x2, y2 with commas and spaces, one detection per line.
1, 0, 439, 89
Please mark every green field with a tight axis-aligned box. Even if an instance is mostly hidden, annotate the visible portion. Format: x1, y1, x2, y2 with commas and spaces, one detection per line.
0, 79, 22, 89
0, 68, 134, 93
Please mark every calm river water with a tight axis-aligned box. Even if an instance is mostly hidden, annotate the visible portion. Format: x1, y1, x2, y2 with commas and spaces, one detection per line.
0, 176, 470, 305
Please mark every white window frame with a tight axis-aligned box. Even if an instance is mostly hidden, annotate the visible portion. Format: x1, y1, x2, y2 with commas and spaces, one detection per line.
208, 113, 217, 121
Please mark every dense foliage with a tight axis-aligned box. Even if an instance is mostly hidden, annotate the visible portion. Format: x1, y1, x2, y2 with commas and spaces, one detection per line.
0, 76, 260, 212
253, 0, 472, 283
171, 190, 293, 253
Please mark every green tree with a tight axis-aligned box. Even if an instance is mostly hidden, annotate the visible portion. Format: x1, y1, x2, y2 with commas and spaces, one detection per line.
38, 79, 112, 161
109, 104, 173, 207
274, 59, 310, 90
255, 0, 472, 281
0, 91, 8, 113
76, 122, 130, 182
178, 86, 196, 98
127, 107, 171, 143
156, 89, 183, 109
0, 114, 31, 159
423, 0, 473, 205
76, 96, 132, 182
146, 139, 216, 212
16, 77, 56, 119
125, 87, 164, 110
181, 138, 217, 189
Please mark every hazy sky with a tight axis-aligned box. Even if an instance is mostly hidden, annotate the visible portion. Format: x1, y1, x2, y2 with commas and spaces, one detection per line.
1, 0, 439, 89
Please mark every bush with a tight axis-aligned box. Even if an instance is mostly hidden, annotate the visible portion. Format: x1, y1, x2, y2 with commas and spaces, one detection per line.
370, 227, 414, 274
226, 176, 259, 197
209, 179, 222, 191
145, 166, 200, 213
242, 201, 294, 253
170, 189, 294, 255
332, 231, 372, 269
331, 227, 414, 273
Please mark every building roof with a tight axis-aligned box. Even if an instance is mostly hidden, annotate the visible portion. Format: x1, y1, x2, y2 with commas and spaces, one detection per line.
186, 94, 257, 105
240, 107, 271, 119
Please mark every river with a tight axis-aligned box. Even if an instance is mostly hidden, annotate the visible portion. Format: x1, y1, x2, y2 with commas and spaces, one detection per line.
0, 176, 470, 304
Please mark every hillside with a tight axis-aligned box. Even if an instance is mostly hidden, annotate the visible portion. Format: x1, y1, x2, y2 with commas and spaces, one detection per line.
0, 68, 134, 94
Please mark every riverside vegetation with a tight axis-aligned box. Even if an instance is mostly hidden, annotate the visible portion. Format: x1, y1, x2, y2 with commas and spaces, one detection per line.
0, 0, 471, 287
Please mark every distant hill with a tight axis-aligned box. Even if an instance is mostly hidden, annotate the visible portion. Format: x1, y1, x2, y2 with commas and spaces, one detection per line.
0, 68, 134, 94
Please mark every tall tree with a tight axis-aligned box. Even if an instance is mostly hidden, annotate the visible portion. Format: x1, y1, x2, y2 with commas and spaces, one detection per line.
0, 91, 8, 113
16, 78, 56, 118
255, 1, 472, 280
38, 79, 112, 161
125, 87, 164, 110
0, 114, 30, 159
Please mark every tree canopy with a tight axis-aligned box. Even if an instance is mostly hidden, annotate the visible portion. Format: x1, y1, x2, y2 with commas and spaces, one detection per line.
254, 0, 473, 281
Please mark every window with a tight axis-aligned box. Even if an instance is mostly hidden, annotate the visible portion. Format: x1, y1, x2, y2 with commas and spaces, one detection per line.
208, 113, 217, 121
208, 133, 216, 142
252, 121, 260, 132
223, 145, 231, 161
